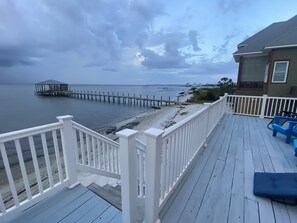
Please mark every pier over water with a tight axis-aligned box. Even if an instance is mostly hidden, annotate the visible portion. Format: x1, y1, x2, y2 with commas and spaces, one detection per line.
35, 80, 190, 107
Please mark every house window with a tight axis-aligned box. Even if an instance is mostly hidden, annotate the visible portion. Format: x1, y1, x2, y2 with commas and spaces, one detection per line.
272, 61, 289, 83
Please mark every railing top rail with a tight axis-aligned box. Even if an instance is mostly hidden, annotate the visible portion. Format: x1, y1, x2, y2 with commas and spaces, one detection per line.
266, 96, 297, 100
72, 121, 120, 147
227, 95, 263, 99
227, 94, 297, 100
162, 106, 208, 138
0, 122, 62, 143
163, 94, 227, 138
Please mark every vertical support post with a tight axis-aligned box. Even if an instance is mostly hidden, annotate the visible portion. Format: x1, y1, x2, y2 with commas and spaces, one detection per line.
144, 128, 164, 223
56, 115, 79, 188
260, 94, 268, 118
116, 129, 139, 223
223, 93, 228, 114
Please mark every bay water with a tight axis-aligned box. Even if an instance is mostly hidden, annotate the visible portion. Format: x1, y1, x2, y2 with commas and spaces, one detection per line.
0, 84, 186, 134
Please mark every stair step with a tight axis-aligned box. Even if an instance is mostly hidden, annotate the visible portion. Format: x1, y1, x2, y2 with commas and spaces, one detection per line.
88, 183, 122, 211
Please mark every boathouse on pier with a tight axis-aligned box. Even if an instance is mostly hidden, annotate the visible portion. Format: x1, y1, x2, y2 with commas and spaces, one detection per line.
35, 79, 70, 96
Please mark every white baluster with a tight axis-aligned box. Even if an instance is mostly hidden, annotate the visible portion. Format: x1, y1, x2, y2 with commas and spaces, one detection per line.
15, 139, 32, 199
0, 143, 19, 207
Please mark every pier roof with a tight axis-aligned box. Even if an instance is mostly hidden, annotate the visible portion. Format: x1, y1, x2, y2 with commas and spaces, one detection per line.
35, 79, 68, 85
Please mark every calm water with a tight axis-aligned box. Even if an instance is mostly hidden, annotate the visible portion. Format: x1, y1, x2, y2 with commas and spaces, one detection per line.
0, 84, 186, 133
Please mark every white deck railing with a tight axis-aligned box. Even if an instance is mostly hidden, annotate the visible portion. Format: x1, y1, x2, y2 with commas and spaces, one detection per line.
226, 94, 297, 118
0, 115, 120, 222
116, 94, 228, 223
0, 119, 71, 222
72, 121, 120, 179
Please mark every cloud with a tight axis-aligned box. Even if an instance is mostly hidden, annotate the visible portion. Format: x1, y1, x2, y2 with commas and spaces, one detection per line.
218, 0, 246, 14
188, 30, 201, 51
140, 30, 203, 69
140, 48, 190, 69
130, 0, 164, 20
140, 31, 193, 69
212, 34, 236, 59
0, 0, 165, 68
102, 68, 119, 72
181, 58, 237, 76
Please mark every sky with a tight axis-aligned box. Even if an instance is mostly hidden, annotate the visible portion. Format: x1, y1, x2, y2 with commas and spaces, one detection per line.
0, 0, 296, 85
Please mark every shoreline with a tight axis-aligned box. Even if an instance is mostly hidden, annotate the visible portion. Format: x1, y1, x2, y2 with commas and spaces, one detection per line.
99, 93, 204, 141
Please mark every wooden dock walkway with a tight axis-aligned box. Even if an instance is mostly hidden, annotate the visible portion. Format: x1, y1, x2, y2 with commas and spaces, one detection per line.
35, 90, 190, 107
8, 184, 121, 223
160, 114, 297, 223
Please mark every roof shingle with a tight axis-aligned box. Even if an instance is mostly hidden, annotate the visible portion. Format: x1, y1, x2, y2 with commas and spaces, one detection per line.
234, 15, 297, 61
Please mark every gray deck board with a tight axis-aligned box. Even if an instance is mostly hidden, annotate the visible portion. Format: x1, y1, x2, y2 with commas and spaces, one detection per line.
161, 115, 236, 222
9, 185, 121, 223
92, 206, 120, 223
161, 114, 297, 223
181, 115, 234, 222
227, 137, 244, 223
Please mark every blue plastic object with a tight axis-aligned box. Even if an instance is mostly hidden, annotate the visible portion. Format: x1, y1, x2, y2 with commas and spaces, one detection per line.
272, 116, 297, 144
293, 139, 297, 157
254, 172, 297, 199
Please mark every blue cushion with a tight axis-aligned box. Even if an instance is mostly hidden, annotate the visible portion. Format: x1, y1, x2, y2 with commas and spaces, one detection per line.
254, 172, 297, 199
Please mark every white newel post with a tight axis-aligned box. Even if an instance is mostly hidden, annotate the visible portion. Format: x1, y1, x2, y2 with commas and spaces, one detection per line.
116, 129, 139, 223
144, 128, 164, 223
260, 94, 268, 118
223, 93, 228, 114
56, 115, 79, 188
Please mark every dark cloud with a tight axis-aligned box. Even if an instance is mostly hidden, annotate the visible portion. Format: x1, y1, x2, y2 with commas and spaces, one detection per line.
0, 0, 164, 68
188, 30, 201, 52
140, 31, 193, 69
140, 48, 190, 69
149, 31, 186, 46
140, 30, 203, 69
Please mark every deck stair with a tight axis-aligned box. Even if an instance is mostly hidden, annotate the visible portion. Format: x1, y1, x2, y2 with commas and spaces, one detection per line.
88, 183, 122, 211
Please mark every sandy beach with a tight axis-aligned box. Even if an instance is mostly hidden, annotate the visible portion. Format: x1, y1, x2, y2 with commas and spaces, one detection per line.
103, 94, 203, 140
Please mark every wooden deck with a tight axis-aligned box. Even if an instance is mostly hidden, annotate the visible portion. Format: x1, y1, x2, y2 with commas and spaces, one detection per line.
9, 185, 121, 223
160, 114, 297, 223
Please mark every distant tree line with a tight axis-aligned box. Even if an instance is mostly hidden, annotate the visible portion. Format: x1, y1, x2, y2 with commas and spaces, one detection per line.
187, 77, 235, 103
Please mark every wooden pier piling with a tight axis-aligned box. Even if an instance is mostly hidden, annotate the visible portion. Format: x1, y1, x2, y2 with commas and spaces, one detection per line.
34, 80, 189, 107
36, 88, 189, 107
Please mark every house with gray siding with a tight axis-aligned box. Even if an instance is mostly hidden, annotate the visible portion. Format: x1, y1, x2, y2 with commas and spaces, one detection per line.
233, 15, 297, 96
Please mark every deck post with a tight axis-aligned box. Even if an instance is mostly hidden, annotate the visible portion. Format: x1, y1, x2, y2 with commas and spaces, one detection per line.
116, 129, 140, 223
144, 128, 164, 223
56, 115, 79, 188
260, 94, 268, 118
223, 93, 228, 113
